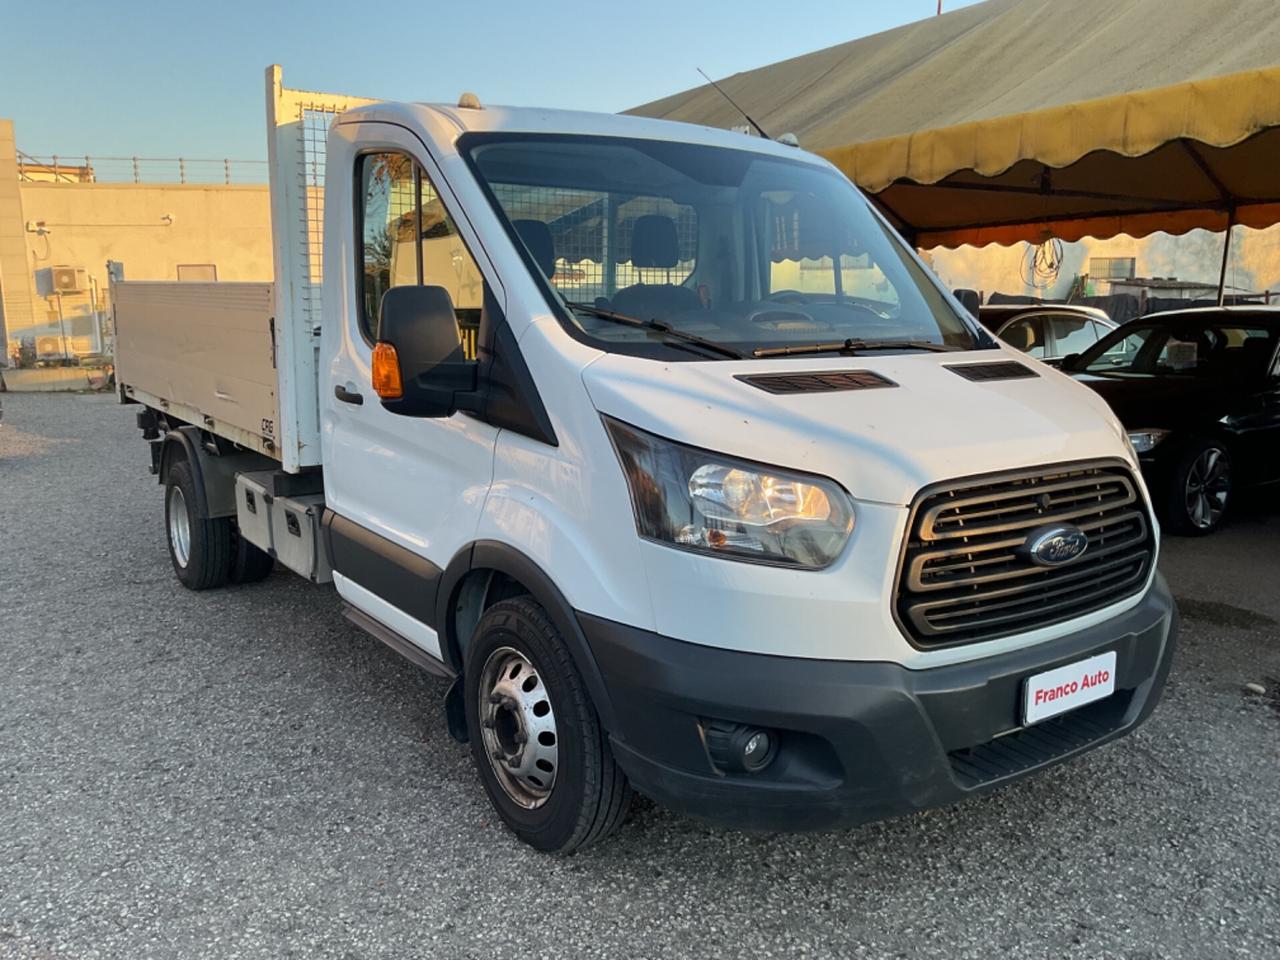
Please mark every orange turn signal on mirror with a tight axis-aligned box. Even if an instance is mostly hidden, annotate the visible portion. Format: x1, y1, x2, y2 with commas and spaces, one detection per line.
371, 342, 404, 399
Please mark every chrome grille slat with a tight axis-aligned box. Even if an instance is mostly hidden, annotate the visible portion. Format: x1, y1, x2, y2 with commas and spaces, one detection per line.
929, 486, 1132, 532
895, 462, 1156, 647
925, 475, 1133, 528
913, 524, 1148, 593
913, 509, 1146, 572
914, 556, 1147, 627
913, 566, 1147, 635
923, 489, 1136, 540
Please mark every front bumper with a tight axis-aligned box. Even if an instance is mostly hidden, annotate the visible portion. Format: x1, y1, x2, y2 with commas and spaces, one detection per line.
580, 574, 1177, 831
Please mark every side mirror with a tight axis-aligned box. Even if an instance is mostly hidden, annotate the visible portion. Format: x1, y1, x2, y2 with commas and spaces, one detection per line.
1060, 352, 1081, 372
374, 285, 479, 418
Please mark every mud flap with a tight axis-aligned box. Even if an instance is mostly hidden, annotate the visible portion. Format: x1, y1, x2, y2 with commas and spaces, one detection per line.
445, 675, 468, 743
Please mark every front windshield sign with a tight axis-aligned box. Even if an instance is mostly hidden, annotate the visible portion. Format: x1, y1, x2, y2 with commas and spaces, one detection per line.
461, 134, 986, 359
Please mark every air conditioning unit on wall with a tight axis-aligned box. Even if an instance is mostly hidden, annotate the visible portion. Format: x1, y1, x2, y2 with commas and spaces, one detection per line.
51, 265, 88, 293
36, 335, 70, 357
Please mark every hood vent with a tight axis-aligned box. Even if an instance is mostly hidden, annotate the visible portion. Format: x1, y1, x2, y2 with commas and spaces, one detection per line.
947, 360, 1038, 382
735, 369, 897, 395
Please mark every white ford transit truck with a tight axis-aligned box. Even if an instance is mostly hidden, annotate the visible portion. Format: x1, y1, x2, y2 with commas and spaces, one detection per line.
113, 67, 1177, 853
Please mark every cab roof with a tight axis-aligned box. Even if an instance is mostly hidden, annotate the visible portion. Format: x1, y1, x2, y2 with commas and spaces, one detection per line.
337, 100, 823, 166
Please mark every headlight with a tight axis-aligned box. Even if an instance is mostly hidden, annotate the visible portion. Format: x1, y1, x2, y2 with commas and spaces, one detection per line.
603, 417, 855, 568
1127, 429, 1170, 454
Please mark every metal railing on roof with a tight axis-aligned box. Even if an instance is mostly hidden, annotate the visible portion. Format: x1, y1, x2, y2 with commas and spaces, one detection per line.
16, 151, 268, 185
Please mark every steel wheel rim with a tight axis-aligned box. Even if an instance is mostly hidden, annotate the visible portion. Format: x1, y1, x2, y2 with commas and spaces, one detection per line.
1185, 447, 1230, 530
167, 485, 191, 567
478, 646, 558, 809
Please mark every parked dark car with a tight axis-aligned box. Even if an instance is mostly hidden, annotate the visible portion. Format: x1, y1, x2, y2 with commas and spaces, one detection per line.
1064, 307, 1280, 535
976, 304, 1116, 365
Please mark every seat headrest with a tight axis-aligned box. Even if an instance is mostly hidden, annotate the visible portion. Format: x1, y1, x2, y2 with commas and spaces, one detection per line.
1235, 335, 1273, 373
513, 219, 556, 278
631, 215, 680, 269
1004, 321, 1033, 351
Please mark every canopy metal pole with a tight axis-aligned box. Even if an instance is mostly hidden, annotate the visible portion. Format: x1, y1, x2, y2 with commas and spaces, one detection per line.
1217, 209, 1235, 306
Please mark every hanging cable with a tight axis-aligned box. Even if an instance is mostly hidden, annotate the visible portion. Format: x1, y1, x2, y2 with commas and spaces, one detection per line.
1021, 238, 1064, 291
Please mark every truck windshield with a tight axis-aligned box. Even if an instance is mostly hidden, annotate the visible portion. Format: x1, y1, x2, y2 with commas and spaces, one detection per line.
461, 134, 986, 359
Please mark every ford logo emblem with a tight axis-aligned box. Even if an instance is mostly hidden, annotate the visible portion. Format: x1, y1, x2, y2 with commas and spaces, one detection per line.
1024, 524, 1089, 567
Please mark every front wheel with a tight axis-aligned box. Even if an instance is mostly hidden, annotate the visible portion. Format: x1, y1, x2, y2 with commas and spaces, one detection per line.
464, 597, 632, 853
1164, 438, 1232, 536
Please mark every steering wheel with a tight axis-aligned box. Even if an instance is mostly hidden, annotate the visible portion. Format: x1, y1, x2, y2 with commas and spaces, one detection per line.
766, 290, 808, 304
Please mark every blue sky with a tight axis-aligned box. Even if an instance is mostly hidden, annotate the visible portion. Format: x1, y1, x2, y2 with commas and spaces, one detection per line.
0, 0, 980, 160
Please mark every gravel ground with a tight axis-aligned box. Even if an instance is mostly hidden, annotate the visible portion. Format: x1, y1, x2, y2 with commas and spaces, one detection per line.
1, 391, 1278, 960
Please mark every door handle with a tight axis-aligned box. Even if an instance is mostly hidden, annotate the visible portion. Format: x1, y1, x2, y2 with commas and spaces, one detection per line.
334, 384, 364, 405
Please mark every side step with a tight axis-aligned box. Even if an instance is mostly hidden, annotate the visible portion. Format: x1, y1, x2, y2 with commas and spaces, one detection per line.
341, 603, 454, 679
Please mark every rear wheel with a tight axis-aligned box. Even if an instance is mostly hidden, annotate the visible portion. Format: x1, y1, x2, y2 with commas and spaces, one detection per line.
464, 597, 631, 853
165, 460, 232, 589
229, 526, 274, 584
1165, 438, 1232, 536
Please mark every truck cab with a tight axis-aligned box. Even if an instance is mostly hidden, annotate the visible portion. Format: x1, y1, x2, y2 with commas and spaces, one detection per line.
115, 69, 1177, 853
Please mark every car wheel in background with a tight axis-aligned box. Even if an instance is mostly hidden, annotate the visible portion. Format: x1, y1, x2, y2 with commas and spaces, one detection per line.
1165, 438, 1232, 536
464, 596, 632, 854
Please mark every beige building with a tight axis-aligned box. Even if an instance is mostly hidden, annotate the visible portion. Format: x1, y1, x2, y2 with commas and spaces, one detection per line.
1, 118, 271, 363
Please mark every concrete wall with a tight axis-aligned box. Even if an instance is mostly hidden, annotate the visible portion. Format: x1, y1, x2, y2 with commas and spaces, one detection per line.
0, 118, 272, 360
11, 181, 271, 355
19, 182, 272, 284
0, 119, 40, 364
929, 225, 1280, 303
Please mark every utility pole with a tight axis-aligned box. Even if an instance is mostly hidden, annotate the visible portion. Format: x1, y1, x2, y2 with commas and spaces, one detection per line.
937, 0, 943, 13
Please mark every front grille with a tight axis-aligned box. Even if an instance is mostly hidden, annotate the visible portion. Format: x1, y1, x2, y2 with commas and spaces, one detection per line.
895, 462, 1154, 648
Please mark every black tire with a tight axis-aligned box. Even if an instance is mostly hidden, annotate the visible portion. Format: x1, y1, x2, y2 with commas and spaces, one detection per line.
164, 460, 232, 590
229, 526, 274, 584
464, 597, 632, 854
1163, 437, 1232, 536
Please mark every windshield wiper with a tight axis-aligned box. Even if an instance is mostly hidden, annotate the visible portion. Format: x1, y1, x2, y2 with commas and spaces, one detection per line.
752, 338, 963, 358
564, 301, 744, 360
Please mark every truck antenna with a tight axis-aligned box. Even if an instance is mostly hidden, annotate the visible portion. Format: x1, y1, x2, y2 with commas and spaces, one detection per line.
696, 67, 770, 140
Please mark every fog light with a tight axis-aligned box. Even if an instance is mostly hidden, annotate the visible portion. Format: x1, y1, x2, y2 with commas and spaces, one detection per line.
740, 730, 776, 772
702, 719, 779, 774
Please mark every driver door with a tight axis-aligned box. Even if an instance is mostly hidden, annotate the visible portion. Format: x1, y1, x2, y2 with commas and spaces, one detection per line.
322, 122, 499, 658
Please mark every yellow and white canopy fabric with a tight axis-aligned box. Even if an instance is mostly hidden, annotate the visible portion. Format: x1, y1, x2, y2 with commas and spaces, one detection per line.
630, 0, 1280, 248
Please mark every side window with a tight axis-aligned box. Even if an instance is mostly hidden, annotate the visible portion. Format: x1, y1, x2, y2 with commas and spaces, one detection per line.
419, 178, 484, 358
359, 152, 417, 341
1050, 315, 1102, 356
1001, 317, 1047, 357
1088, 327, 1153, 371
358, 151, 482, 357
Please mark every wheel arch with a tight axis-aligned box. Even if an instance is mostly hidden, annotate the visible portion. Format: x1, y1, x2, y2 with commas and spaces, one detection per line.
158, 425, 273, 519
158, 427, 213, 514
436, 540, 619, 733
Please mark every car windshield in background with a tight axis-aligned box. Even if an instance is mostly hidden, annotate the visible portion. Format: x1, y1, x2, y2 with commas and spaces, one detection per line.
1078, 318, 1279, 379
461, 134, 986, 359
